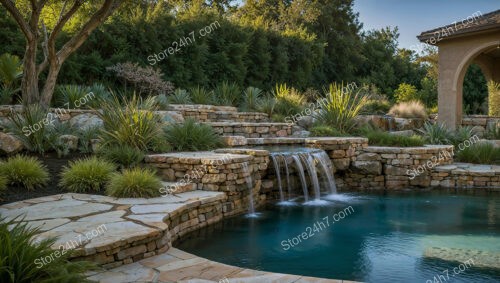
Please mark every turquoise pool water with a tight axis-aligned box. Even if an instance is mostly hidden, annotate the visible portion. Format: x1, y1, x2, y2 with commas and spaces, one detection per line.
176, 191, 500, 282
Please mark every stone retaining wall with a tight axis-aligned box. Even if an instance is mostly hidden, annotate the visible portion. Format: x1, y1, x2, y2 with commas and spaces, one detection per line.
166, 104, 269, 122
431, 163, 500, 189
208, 122, 292, 138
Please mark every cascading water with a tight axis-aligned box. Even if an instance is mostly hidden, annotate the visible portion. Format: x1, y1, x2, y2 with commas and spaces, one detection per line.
268, 147, 337, 203
241, 162, 256, 216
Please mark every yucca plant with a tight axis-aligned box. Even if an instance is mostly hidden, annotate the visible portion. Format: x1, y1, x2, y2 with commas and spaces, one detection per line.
0, 155, 49, 190
87, 82, 110, 106
6, 104, 52, 154
189, 85, 215, 105
417, 122, 452, 145
273, 83, 305, 116
54, 84, 92, 108
313, 83, 370, 133
168, 89, 192, 104
488, 80, 500, 117
242, 87, 263, 111
96, 93, 165, 151
214, 81, 241, 106
164, 118, 223, 151
452, 126, 476, 147
106, 168, 162, 198
0, 217, 95, 283
59, 157, 116, 193
98, 145, 145, 169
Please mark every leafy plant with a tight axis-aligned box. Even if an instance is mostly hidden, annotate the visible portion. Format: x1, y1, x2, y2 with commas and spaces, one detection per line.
394, 83, 418, 103
168, 88, 192, 104
313, 83, 370, 133
107, 62, 174, 95
485, 126, 500, 140
359, 126, 424, 147
273, 83, 305, 116
456, 143, 500, 165
214, 81, 241, 106
256, 95, 276, 117
452, 126, 476, 147
189, 85, 215, 105
488, 80, 500, 117
6, 104, 52, 154
106, 168, 162, 198
164, 119, 223, 151
242, 86, 263, 111
87, 82, 111, 106
98, 145, 145, 169
97, 94, 165, 151
54, 85, 92, 108
153, 93, 169, 110
0, 53, 22, 104
362, 99, 391, 114
388, 101, 427, 119
309, 124, 347, 137
418, 122, 452, 145
59, 157, 116, 193
0, 217, 95, 283
76, 126, 101, 153
0, 155, 49, 190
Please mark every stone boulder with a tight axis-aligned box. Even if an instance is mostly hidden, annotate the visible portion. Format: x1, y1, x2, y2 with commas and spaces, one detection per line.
222, 136, 247, 147
394, 118, 425, 131
57, 135, 79, 151
69, 114, 103, 130
0, 132, 24, 155
352, 160, 382, 175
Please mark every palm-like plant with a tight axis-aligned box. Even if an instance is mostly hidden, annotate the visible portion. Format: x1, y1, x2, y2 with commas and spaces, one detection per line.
417, 122, 452, 145
0, 53, 22, 104
168, 88, 192, 104
214, 81, 241, 106
242, 86, 263, 111
6, 104, 52, 154
189, 85, 215, 105
313, 83, 370, 133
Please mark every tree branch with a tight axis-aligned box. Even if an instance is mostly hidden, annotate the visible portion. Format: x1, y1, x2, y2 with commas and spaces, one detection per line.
0, 0, 33, 40
37, 21, 49, 76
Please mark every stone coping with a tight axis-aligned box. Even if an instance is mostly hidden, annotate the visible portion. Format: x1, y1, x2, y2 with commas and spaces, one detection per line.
246, 137, 306, 145
167, 104, 238, 112
305, 137, 368, 145
0, 191, 226, 258
88, 248, 357, 283
434, 163, 500, 176
363, 144, 453, 154
144, 152, 252, 164
206, 122, 291, 126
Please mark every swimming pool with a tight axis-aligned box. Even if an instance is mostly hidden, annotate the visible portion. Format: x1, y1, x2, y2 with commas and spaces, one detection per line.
176, 191, 500, 282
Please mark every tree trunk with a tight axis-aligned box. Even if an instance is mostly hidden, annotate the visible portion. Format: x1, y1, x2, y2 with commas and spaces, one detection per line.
40, 63, 61, 107
21, 40, 39, 105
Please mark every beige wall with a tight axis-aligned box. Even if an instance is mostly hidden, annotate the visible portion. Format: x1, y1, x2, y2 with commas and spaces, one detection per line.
437, 31, 500, 129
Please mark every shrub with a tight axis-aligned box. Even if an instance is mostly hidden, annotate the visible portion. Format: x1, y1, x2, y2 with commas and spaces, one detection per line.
59, 157, 116, 193
6, 104, 52, 154
273, 83, 305, 116
485, 126, 500, 140
106, 62, 174, 95
456, 143, 500, 165
256, 95, 276, 117
389, 101, 427, 119
0, 217, 95, 283
359, 127, 424, 147
313, 83, 370, 133
0, 53, 22, 104
168, 89, 192, 104
362, 99, 391, 114
164, 119, 223, 151
452, 126, 476, 147
309, 124, 347, 137
98, 145, 145, 169
214, 81, 241, 106
54, 84, 94, 109
189, 85, 215, 105
106, 168, 162, 198
0, 155, 49, 190
488, 81, 500, 117
418, 122, 452, 145
242, 87, 263, 111
394, 83, 419, 103
97, 94, 165, 151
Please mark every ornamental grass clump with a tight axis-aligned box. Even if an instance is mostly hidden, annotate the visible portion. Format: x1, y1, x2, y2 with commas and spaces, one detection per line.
0, 155, 49, 190
164, 118, 223, 151
98, 145, 145, 169
388, 101, 427, 119
456, 143, 500, 165
106, 168, 162, 198
273, 83, 305, 116
59, 157, 116, 193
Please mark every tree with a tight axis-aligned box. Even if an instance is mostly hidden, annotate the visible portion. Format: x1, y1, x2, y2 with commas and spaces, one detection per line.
0, 0, 124, 107
394, 83, 418, 103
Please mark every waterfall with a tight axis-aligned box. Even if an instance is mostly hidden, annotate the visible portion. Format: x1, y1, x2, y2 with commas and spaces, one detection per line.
270, 155, 284, 202
242, 162, 255, 215
269, 148, 337, 203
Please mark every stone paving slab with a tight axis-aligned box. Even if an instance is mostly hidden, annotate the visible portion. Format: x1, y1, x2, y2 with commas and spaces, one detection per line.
88, 248, 357, 283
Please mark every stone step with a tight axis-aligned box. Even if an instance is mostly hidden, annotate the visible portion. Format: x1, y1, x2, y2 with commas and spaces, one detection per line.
160, 181, 196, 195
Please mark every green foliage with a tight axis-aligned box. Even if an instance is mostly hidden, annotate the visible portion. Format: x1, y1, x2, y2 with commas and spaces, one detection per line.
98, 145, 145, 169
273, 83, 305, 116
394, 83, 418, 103
463, 64, 488, 114
256, 95, 276, 117
164, 118, 223, 151
106, 168, 162, 198
54, 85, 92, 108
359, 127, 424, 147
189, 85, 215, 105
485, 126, 500, 140
0, 175, 7, 194
153, 93, 169, 110
452, 126, 476, 146
76, 126, 101, 154
214, 81, 241, 106
388, 101, 427, 119
168, 89, 192, 104
309, 124, 347, 137
418, 123, 452, 145
59, 157, 116, 193
0, 53, 22, 104
417, 77, 438, 107
242, 86, 262, 111
97, 94, 165, 151
488, 80, 500, 117
362, 99, 391, 114
313, 83, 369, 133
456, 143, 500, 165
6, 105, 52, 154
0, 155, 49, 190
0, 217, 95, 283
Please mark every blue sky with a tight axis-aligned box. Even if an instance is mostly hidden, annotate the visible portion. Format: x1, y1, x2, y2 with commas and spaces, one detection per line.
353, 0, 499, 49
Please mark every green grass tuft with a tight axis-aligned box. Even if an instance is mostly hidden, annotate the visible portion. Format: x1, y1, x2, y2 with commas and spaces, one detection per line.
0, 155, 49, 190
59, 157, 116, 193
106, 168, 162, 198
164, 119, 223, 151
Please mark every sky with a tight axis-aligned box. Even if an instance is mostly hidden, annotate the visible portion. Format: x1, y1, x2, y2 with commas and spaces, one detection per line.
353, 0, 500, 50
